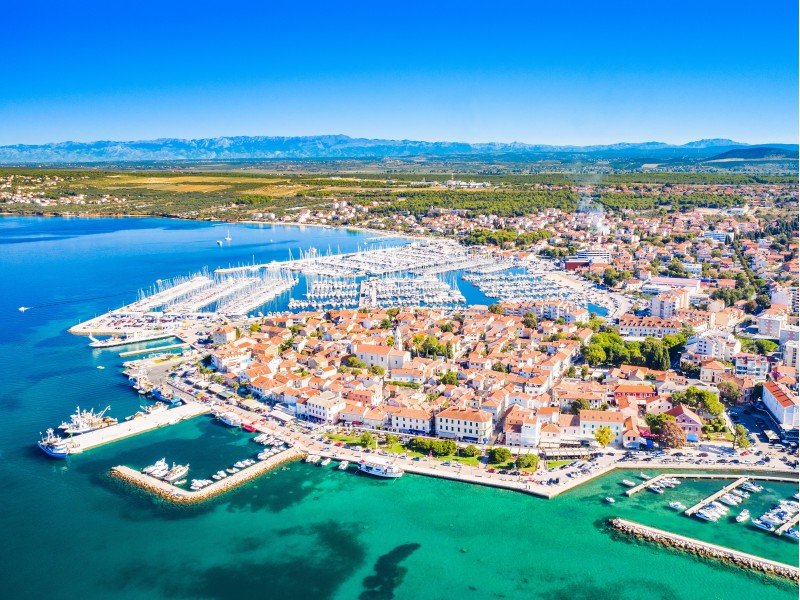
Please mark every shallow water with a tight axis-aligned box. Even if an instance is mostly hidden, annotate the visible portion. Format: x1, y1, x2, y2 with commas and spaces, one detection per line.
0, 216, 796, 600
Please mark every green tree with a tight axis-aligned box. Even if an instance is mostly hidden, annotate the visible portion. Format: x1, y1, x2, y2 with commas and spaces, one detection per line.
584, 345, 607, 366
581, 365, 589, 380
384, 434, 399, 447
346, 357, 367, 369
566, 365, 576, 378
488, 447, 513, 464
359, 432, 376, 449
717, 380, 741, 405
659, 420, 687, 449
516, 453, 540, 469
249, 323, 261, 333
488, 304, 504, 315
440, 371, 458, 386
594, 425, 615, 447
733, 424, 751, 449
523, 312, 538, 329
462, 444, 481, 457
492, 362, 507, 373
368, 365, 385, 376
570, 398, 590, 415
645, 412, 676, 434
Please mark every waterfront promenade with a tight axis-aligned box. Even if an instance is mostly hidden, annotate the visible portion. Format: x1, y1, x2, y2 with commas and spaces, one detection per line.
68, 402, 210, 454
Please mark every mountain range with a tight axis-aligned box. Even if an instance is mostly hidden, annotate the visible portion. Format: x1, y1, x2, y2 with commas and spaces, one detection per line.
0, 135, 796, 163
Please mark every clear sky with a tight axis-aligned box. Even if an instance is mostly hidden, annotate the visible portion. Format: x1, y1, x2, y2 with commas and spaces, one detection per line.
3, 0, 798, 146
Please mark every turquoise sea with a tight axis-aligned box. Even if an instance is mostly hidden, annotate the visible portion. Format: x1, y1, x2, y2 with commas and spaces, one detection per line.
0, 216, 796, 600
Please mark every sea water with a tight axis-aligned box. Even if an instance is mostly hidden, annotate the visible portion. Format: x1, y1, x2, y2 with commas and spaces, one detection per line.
0, 216, 796, 600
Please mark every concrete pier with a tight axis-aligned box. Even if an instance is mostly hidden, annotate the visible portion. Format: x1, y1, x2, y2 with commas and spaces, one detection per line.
68, 402, 210, 454
624, 473, 668, 496
685, 477, 749, 516
119, 343, 189, 357
775, 514, 800, 537
110, 447, 306, 504
609, 518, 799, 581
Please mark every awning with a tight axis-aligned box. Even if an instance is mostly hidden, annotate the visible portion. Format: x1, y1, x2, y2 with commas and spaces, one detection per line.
271, 410, 295, 422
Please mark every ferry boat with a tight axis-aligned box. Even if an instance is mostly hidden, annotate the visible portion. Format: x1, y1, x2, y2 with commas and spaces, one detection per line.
162, 463, 190, 483
37, 429, 70, 458
58, 406, 117, 435
216, 412, 242, 427
88, 331, 173, 348
358, 460, 404, 479
736, 509, 751, 523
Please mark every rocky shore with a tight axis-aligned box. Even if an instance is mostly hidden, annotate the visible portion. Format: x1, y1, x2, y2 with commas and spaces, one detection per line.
609, 517, 799, 581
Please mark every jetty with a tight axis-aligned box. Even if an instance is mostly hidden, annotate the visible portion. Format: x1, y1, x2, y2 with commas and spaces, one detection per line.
609, 518, 799, 581
110, 447, 305, 504
625, 473, 668, 496
684, 477, 750, 516
119, 343, 189, 357
775, 513, 800, 537
67, 402, 210, 454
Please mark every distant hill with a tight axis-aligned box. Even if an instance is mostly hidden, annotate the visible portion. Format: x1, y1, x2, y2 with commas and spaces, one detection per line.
0, 135, 795, 164
705, 146, 799, 161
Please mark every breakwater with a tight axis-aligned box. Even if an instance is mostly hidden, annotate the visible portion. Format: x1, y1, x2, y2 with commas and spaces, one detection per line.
110, 447, 306, 504
609, 518, 799, 581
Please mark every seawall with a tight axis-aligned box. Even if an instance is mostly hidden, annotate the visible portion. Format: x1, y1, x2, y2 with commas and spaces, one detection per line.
609, 517, 799, 581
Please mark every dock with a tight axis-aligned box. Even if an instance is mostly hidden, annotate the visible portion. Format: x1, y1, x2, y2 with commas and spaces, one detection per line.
119, 343, 189, 357
110, 447, 306, 504
775, 513, 800, 537
624, 473, 668, 496
684, 477, 749, 516
609, 518, 798, 581
68, 402, 210, 454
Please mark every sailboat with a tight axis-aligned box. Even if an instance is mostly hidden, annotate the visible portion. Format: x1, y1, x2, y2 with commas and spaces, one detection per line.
225, 229, 232, 242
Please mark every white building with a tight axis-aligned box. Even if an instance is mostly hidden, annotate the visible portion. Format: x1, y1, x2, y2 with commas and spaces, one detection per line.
435, 406, 493, 442
733, 352, 769, 381
306, 392, 346, 423
579, 409, 625, 444
576, 247, 611, 264
649, 288, 690, 319
782, 340, 798, 369
695, 330, 742, 362
757, 312, 786, 339
762, 381, 799, 429
353, 343, 410, 371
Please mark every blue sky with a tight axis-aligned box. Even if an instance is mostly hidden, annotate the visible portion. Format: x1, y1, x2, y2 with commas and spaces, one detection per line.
2, 1, 797, 145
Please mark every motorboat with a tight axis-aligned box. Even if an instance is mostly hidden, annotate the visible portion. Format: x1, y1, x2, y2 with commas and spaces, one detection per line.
752, 519, 776, 532
648, 485, 664, 494
621, 479, 636, 487
320, 457, 332, 466
338, 460, 349, 470
604, 497, 616, 503
669, 501, 686, 511
217, 412, 242, 427
736, 509, 751, 523
639, 472, 651, 480
162, 463, 190, 482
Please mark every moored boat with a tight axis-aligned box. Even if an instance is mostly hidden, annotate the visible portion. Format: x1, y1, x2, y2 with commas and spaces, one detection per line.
621, 479, 636, 487
217, 412, 242, 427
736, 509, 751, 523
358, 459, 404, 479
37, 429, 70, 458
669, 501, 686, 511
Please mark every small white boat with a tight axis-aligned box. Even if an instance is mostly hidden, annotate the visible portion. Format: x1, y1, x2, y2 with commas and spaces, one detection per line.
338, 460, 349, 470
752, 519, 775, 531
648, 485, 664, 494
604, 497, 616, 504
669, 501, 686, 511
621, 479, 636, 487
96, 366, 105, 370
320, 457, 331, 467
639, 472, 651, 480
736, 509, 751, 523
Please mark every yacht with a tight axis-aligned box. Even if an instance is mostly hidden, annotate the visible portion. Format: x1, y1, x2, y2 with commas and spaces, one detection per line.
784, 528, 799, 541
648, 485, 664, 494
696, 510, 719, 522
225, 229, 232, 242
358, 460, 404, 479
669, 501, 686, 511
736, 509, 751, 523
37, 429, 70, 458
217, 412, 242, 427
742, 482, 763, 493
162, 463, 190, 483
143, 458, 168, 475
752, 519, 776, 532
59, 406, 117, 435
142, 402, 168, 415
